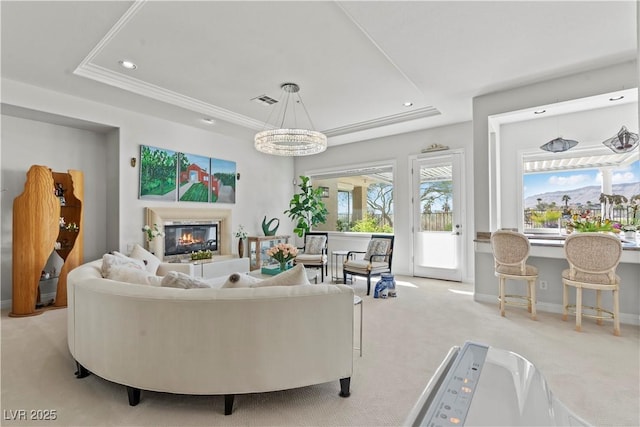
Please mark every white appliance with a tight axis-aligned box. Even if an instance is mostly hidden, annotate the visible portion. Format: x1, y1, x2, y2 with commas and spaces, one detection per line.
404, 341, 591, 426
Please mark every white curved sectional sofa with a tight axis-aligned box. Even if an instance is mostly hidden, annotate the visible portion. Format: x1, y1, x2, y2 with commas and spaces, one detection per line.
67, 260, 354, 414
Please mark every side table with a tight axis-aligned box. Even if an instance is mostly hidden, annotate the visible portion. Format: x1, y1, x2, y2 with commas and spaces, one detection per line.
354, 295, 362, 357
331, 250, 353, 283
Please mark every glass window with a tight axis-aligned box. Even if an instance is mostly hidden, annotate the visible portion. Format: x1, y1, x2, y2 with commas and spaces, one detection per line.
310, 166, 394, 233
523, 159, 639, 232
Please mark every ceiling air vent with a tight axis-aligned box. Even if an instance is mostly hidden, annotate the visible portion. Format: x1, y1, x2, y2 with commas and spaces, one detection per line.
251, 95, 279, 106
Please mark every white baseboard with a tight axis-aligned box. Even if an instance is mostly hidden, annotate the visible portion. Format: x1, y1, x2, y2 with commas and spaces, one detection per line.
474, 292, 640, 326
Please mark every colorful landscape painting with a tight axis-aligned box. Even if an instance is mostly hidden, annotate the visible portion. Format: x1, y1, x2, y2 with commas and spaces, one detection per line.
139, 145, 178, 201
178, 152, 211, 202
138, 145, 236, 204
210, 158, 237, 203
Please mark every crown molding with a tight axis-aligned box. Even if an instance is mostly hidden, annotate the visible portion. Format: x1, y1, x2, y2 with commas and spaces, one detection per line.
73, 0, 265, 130
322, 106, 441, 137
73, 63, 265, 129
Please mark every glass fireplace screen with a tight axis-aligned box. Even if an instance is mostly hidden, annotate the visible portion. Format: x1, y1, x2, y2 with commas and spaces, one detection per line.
163, 222, 218, 256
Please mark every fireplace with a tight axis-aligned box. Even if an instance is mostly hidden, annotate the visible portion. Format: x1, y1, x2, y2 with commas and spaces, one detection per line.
145, 207, 232, 261
163, 221, 219, 256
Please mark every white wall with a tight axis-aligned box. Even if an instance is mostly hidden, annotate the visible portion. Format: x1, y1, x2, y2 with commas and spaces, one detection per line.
295, 121, 475, 281
1, 78, 295, 306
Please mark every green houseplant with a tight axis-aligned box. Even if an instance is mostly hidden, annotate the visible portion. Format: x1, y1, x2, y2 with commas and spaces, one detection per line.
284, 176, 328, 237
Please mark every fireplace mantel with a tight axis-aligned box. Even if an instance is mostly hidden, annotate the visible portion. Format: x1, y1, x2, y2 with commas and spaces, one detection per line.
145, 207, 232, 260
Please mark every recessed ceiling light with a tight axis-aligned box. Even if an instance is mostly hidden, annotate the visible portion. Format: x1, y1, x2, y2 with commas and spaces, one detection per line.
201, 118, 215, 125
534, 109, 546, 115
609, 95, 624, 101
403, 102, 413, 107
118, 60, 137, 70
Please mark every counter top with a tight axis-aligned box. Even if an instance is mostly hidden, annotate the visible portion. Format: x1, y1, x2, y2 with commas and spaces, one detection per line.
475, 234, 640, 263
475, 234, 640, 251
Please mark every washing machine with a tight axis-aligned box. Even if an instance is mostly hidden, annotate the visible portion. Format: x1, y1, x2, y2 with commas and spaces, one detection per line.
404, 341, 591, 426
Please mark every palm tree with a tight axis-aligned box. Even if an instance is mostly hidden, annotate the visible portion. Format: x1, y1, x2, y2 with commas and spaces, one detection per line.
562, 194, 571, 215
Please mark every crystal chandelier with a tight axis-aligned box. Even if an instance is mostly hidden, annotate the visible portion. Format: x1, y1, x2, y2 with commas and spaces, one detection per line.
254, 83, 327, 156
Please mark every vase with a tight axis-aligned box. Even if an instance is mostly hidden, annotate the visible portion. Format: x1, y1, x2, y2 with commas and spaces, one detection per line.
279, 261, 288, 272
149, 239, 162, 258
238, 239, 244, 258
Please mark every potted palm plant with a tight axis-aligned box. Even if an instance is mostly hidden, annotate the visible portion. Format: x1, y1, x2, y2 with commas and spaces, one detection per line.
284, 176, 328, 237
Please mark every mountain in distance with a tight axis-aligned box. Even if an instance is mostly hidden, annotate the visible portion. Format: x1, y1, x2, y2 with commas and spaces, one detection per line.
524, 182, 640, 209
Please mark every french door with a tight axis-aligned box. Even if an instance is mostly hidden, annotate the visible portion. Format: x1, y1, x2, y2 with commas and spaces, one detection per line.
412, 152, 464, 281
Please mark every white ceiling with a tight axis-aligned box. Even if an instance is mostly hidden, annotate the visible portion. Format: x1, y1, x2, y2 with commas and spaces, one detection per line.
1, 1, 637, 146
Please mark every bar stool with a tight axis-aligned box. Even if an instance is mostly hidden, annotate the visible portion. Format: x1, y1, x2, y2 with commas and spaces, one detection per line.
562, 232, 622, 336
490, 230, 538, 319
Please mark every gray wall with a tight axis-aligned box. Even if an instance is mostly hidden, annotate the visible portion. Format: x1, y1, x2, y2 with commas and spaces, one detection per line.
472, 61, 639, 322
1, 115, 110, 299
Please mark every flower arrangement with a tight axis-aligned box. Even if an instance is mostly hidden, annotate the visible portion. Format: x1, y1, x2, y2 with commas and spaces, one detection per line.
142, 223, 165, 242
191, 249, 213, 260
568, 212, 615, 233
266, 242, 299, 270
234, 225, 247, 240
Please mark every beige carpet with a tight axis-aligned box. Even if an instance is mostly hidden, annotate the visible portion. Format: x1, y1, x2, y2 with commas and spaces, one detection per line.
1, 276, 638, 426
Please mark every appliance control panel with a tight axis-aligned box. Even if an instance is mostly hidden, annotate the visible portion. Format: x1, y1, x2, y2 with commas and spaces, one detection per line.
409, 341, 489, 427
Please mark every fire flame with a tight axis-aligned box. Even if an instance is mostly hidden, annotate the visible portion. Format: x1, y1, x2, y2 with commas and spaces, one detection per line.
179, 232, 204, 245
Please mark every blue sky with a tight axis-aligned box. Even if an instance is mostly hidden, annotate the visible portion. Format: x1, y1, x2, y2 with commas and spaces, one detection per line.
211, 158, 236, 175
523, 160, 639, 198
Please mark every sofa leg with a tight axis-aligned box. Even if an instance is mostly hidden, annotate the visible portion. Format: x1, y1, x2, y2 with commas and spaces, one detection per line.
339, 377, 351, 397
224, 394, 234, 415
127, 386, 141, 406
366, 277, 371, 296
74, 361, 90, 378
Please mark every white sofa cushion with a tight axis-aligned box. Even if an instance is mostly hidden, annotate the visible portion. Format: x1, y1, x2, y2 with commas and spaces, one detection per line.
252, 264, 311, 287
221, 273, 263, 288
129, 244, 161, 274
161, 271, 212, 289
295, 253, 327, 265
107, 265, 162, 287
101, 253, 145, 277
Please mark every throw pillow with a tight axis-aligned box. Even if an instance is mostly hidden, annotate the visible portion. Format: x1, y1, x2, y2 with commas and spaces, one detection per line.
221, 273, 263, 289
202, 275, 231, 289
305, 235, 326, 255
364, 238, 390, 262
107, 265, 161, 286
161, 271, 211, 289
101, 253, 145, 278
129, 244, 161, 274
251, 263, 311, 287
